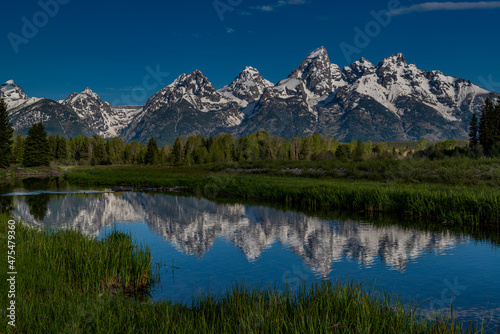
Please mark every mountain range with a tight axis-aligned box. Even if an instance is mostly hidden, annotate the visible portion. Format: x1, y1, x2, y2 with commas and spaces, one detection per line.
3, 47, 499, 145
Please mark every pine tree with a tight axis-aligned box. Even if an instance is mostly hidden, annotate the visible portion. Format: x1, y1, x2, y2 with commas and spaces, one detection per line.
144, 137, 158, 165
479, 98, 500, 153
479, 98, 495, 152
56, 136, 67, 161
48, 134, 57, 160
469, 113, 479, 147
0, 99, 14, 168
335, 144, 351, 159
12, 134, 25, 164
23, 123, 50, 167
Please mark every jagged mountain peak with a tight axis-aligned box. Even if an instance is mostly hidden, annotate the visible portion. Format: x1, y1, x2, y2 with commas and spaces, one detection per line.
1, 80, 28, 99
219, 66, 274, 107
288, 46, 346, 97
167, 70, 217, 95
304, 46, 328, 61
343, 57, 377, 82
378, 53, 408, 69
296, 46, 332, 77
63, 87, 103, 106
0, 80, 39, 110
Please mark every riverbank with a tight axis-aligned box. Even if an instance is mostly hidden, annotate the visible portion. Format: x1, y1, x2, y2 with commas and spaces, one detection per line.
0, 215, 484, 333
0, 166, 64, 181
65, 166, 500, 227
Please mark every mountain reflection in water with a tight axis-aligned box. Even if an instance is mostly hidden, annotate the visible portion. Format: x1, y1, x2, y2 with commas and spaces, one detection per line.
12, 192, 465, 277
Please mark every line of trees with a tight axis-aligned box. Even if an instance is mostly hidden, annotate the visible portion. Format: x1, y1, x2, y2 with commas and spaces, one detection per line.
469, 98, 500, 154
1, 98, 500, 168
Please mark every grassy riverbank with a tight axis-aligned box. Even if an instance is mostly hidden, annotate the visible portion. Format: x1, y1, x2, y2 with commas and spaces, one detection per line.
65, 165, 500, 226
0, 216, 485, 333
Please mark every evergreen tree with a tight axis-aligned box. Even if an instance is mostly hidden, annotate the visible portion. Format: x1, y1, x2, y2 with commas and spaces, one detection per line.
0, 99, 14, 168
335, 144, 350, 159
23, 123, 50, 167
48, 134, 57, 160
91, 135, 107, 165
353, 139, 365, 161
479, 98, 495, 152
144, 137, 158, 165
12, 134, 25, 164
469, 113, 479, 147
56, 136, 67, 161
79, 138, 90, 164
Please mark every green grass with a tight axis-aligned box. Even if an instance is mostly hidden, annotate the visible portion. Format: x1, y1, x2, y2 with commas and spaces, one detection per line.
0, 215, 486, 333
65, 166, 500, 226
0, 215, 154, 333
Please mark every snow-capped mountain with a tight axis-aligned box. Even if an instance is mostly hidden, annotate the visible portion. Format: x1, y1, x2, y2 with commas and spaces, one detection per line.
8, 99, 95, 137
122, 70, 243, 144
219, 66, 274, 110
4, 46, 499, 143
317, 51, 495, 141
1, 80, 41, 111
61, 87, 143, 137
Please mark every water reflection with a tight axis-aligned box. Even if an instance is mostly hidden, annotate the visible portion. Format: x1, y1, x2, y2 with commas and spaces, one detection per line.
11, 191, 466, 276
0, 195, 13, 214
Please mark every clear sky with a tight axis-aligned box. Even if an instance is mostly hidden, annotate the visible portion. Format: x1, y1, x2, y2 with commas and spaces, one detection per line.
2, 0, 500, 105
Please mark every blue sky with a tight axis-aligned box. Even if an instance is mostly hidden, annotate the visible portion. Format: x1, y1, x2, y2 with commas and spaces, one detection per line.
2, 0, 500, 105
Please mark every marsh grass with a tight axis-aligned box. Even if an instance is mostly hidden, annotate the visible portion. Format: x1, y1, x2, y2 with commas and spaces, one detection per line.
66, 167, 500, 226
0, 215, 154, 333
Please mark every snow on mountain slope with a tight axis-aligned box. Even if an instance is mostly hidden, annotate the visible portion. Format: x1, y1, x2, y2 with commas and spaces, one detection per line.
61, 87, 143, 137
218, 66, 274, 108
340, 53, 491, 122
5, 46, 499, 143
121, 70, 244, 144
144, 70, 239, 114
1, 80, 41, 111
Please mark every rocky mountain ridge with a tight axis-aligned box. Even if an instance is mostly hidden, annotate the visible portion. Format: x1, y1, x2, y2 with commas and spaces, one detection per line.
5, 47, 499, 144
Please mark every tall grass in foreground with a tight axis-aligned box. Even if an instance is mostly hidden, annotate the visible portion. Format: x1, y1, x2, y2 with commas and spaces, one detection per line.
0, 215, 485, 333
0, 214, 154, 333
66, 167, 500, 226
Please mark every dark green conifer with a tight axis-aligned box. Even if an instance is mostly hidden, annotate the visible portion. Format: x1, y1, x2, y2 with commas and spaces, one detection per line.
144, 137, 158, 165
0, 99, 14, 168
469, 113, 479, 147
23, 123, 50, 167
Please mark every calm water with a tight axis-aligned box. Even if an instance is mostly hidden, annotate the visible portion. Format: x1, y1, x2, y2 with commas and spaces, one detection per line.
1, 179, 499, 331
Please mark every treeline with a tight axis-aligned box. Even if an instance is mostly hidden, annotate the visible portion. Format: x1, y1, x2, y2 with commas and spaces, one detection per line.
5, 126, 470, 167
470, 97, 500, 154
1, 98, 500, 168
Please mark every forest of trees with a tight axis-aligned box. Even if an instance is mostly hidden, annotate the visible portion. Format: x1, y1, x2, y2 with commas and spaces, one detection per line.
469, 97, 500, 154
0, 98, 499, 168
